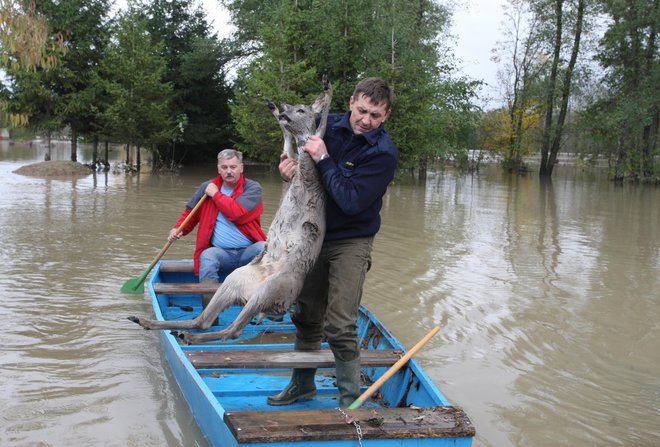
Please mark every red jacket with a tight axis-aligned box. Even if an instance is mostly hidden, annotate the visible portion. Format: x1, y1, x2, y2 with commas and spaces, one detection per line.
174, 174, 267, 275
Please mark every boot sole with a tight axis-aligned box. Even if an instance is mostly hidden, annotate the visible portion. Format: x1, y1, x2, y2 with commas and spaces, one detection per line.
267, 390, 316, 406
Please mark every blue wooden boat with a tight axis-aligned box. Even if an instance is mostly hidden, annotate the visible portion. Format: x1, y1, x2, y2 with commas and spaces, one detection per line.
147, 260, 475, 446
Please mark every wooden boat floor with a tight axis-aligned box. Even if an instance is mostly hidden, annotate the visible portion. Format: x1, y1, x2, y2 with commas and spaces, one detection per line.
186, 348, 403, 369
224, 406, 475, 443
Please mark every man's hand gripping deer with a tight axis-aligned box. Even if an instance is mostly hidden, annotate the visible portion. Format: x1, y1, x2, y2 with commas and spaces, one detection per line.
128, 78, 332, 344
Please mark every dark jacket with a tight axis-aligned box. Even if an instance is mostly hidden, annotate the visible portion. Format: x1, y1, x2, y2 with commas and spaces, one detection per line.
316, 112, 398, 241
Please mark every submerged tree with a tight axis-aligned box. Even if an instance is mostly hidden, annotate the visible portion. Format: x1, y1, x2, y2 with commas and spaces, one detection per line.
99, 7, 174, 168
14, 0, 112, 162
586, 0, 659, 181
141, 0, 234, 167
537, 0, 587, 177
493, 0, 546, 171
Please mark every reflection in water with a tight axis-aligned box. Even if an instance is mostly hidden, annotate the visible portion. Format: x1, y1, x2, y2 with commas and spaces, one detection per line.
1, 143, 659, 447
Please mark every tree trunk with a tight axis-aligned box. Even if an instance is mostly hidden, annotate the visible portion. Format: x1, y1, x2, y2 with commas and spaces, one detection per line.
92, 135, 99, 164
547, 0, 585, 174
641, 0, 658, 178
136, 145, 141, 168
642, 108, 658, 178
539, 0, 563, 177
418, 159, 427, 181
44, 130, 52, 161
70, 127, 78, 162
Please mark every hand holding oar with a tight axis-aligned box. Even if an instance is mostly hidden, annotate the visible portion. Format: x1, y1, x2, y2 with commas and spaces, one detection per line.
121, 195, 207, 294
347, 325, 441, 410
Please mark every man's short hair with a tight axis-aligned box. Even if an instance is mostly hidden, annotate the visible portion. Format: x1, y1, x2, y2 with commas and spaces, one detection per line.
353, 77, 393, 111
217, 149, 243, 163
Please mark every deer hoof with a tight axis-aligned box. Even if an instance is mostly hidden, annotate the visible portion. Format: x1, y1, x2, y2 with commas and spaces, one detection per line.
170, 330, 185, 340
264, 98, 276, 110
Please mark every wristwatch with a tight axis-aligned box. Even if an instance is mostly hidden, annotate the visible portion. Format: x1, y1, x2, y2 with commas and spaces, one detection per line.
318, 153, 330, 163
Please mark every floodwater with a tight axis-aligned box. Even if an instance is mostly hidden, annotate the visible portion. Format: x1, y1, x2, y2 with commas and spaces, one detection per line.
1, 140, 658, 447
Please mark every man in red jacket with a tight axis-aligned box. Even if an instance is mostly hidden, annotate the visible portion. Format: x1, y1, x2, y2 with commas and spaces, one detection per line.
168, 149, 267, 290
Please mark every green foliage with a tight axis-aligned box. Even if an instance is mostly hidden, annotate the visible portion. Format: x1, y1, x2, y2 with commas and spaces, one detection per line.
175, 36, 236, 162
99, 8, 174, 150
489, 0, 657, 181
492, 0, 549, 171
5, 0, 112, 161
0, 0, 65, 71
142, 0, 235, 165
231, 57, 321, 161
0, 0, 67, 126
224, 0, 480, 169
583, 0, 659, 181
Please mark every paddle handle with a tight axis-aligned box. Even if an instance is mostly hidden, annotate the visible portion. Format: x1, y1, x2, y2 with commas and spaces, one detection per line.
144, 194, 208, 273
347, 325, 441, 410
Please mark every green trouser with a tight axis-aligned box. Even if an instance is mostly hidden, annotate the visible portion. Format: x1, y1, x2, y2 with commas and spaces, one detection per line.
292, 236, 373, 359
292, 237, 373, 407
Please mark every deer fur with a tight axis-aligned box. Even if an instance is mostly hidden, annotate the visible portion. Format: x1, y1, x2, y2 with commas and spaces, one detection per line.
128, 77, 332, 343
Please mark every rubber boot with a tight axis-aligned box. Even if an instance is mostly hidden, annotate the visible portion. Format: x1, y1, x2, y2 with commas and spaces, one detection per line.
335, 358, 361, 408
267, 368, 317, 405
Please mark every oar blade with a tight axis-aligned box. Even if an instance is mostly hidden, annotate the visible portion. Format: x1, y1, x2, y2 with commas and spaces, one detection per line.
121, 273, 147, 294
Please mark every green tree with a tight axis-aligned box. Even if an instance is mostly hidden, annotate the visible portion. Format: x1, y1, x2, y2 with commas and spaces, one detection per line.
142, 0, 234, 167
99, 7, 174, 168
176, 36, 235, 162
536, 0, 587, 177
0, 0, 62, 71
584, 0, 659, 181
14, 0, 112, 162
5, 67, 62, 159
224, 0, 479, 172
493, 0, 546, 171
0, 0, 65, 128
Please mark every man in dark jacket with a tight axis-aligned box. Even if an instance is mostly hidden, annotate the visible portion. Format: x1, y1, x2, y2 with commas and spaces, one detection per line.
168, 149, 267, 285
270, 77, 398, 408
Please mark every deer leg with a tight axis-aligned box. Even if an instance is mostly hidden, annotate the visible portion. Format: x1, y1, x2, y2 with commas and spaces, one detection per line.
214, 271, 304, 341
313, 75, 333, 137
127, 280, 246, 331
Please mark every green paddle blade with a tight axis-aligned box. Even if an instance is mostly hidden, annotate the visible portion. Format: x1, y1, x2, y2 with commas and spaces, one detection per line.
121, 271, 148, 294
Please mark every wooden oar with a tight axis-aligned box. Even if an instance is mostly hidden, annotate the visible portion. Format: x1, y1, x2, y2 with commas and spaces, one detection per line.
347, 325, 441, 410
121, 195, 207, 294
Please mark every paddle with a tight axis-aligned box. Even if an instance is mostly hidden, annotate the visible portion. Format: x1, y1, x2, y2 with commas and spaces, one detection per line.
121, 194, 207, 294
347, 325, 441, 410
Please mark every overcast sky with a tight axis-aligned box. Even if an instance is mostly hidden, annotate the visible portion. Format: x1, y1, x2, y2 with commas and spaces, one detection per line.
450, 0, 507, 105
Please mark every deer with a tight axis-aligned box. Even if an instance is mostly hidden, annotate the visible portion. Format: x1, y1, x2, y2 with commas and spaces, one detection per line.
128, 77, 332, 344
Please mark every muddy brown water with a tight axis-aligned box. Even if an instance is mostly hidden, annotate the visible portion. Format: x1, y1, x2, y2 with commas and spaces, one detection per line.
1, 141, 658, 446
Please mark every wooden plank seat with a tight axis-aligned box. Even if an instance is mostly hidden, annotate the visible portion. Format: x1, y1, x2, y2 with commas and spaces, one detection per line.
159, 261, 195, 272
185, 348, 403, 369
153, 282, 219, 294
224, 406, 476, 443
